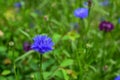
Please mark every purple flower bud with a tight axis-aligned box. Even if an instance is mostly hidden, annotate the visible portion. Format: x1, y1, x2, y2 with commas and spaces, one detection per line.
74, 8, 88, 19
99, 21, 114, 32
23, 42, 31, 52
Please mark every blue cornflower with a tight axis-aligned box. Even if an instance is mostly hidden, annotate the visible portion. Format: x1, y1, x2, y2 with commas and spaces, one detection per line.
83, 2, 88, 7
114, 75, 120, 80
74, 8, 88, 19
14, 2, 22, 8
31, 35, 54, 54
118, 18, 120, 24
100, 0, 109, 6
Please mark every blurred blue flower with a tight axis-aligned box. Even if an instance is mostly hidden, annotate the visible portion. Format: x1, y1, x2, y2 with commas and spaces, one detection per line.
34, 10, 43, 16
84, 0, 109, 7
100, 17, 105, 21
31, 35, 54, 54
23, 42, 31, 52
118, 18, 120, 24
100, 0, 109, 6
72, 23, 79, 29
14, 2, 22, 8
114, 76, 120, 80
29, 22, 35, 28
70, 23, 80, 32
83, 2, 88, 7
74, 8, 88, 19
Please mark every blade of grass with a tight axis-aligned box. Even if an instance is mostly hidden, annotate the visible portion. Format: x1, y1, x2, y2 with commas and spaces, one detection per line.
15, 50, 34, 62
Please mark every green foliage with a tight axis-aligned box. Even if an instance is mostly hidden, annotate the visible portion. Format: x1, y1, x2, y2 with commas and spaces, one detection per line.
1, 70, 11, 76
0, 0, 120, 80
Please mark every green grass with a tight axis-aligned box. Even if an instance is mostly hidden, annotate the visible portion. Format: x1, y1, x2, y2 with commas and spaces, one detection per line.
0, 0, 120, 80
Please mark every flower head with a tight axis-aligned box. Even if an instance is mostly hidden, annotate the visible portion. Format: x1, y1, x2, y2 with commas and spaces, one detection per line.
114, 76, 120, 80
83, 2, 88, 7
23, 42, 31, 52
31, 35, 54, 54
100, 0, 109, 6
99, 21, 114, 32
14, 2, 22, 8
74, 8, 88, 19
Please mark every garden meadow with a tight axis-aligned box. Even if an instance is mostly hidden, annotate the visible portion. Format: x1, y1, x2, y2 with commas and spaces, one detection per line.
0, 0, 120, 80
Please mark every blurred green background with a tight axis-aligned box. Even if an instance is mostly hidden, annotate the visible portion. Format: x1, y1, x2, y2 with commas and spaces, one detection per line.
0, 0, 120, 80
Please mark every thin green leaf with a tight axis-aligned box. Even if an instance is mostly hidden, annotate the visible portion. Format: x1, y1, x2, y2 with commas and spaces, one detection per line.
15, 50, 34, 62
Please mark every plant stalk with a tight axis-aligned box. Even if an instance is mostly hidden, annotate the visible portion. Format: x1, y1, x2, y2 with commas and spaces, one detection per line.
40, 54, 44, 80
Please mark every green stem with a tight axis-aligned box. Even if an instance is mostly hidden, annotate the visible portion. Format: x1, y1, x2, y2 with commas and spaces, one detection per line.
76, 52, 81, 79
71, 41, 81, 79
39, 54, 44, 80
14, 63, 18, 80
100, 32, 106, 78
11, 43, 18, 80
